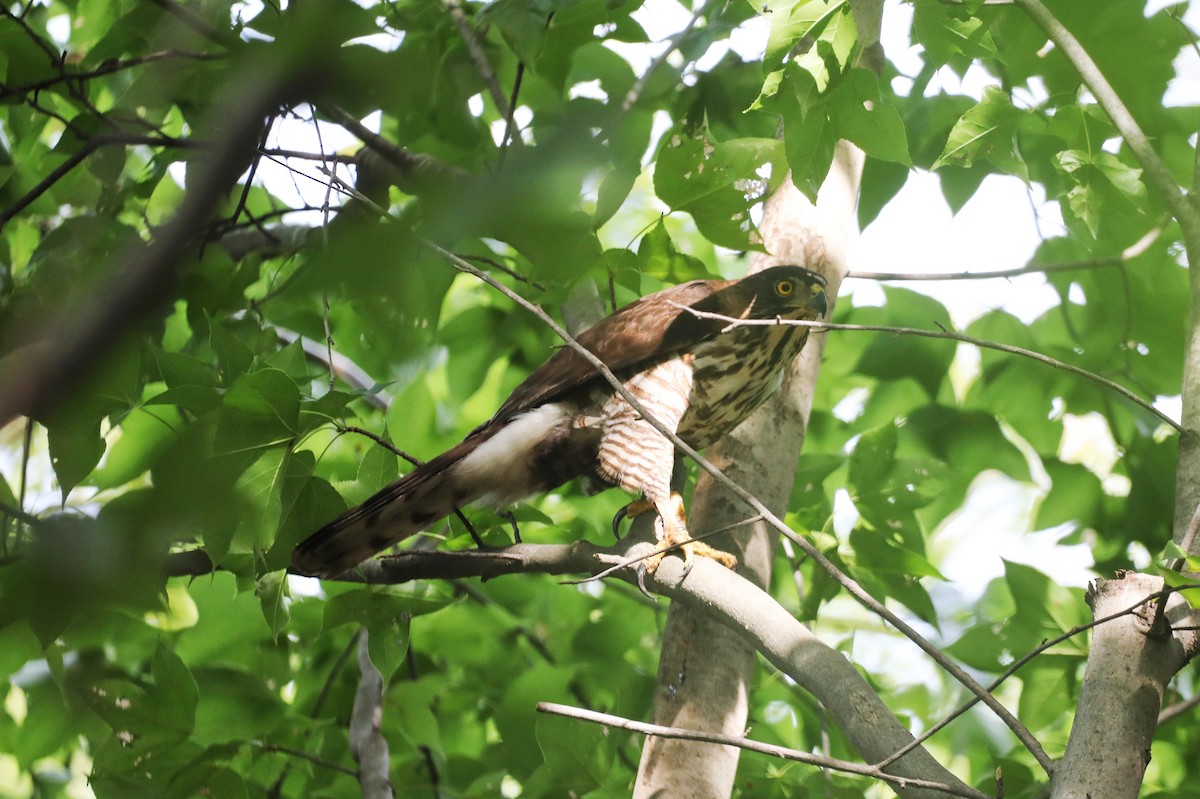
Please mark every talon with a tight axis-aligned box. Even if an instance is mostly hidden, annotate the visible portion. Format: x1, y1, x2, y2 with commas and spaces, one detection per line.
611, 498, 656, 541
653, 492, 738, 570
634, 562, 656, 600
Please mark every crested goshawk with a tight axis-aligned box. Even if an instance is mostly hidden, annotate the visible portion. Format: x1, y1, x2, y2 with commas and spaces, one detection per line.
292, 265, 828, 578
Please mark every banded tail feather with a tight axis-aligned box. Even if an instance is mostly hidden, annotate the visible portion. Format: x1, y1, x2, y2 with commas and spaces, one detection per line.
291, 404, 582, 578
290, 440, 480, 578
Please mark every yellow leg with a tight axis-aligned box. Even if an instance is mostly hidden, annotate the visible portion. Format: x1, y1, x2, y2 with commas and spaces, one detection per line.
645, 492, 738, 573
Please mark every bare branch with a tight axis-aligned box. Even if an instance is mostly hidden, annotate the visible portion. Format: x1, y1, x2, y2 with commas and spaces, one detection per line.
673, 310, 1182, 434
0, 60, 304, 428
849, 226, 1163, 282
1012, 0, 1197, 244
536, 702, 990, 799
250, 742, 359, 777
0, 140, 99, 229
350, 629, 394, 799
444, 0, 521, 148
325, 540, 976, 796
415, 243, 1055, 775
1158, 691, 1200, 726
0, 50, 224, 97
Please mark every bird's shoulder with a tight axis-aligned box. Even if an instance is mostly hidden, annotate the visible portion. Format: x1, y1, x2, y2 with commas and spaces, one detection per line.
490, 278, 732, 420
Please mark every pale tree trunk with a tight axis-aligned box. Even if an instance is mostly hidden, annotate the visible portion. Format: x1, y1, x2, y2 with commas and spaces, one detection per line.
1049, 574, 1197, 799
633, 95, 870, 799
998, 4, 1200, 796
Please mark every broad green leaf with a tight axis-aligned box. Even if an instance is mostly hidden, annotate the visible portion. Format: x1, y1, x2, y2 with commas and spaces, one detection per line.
828, 69, 911, 165
214, 369, 300, 454
934, 87, 1028, 181
912, 1, 999, 72
853, 287, 955, 398
653, 124, 783, 250
92, 405, 185, 490
760, 0, 852, 72
636, 219, 714, 283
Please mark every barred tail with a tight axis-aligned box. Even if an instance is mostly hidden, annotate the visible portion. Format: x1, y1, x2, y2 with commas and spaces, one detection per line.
290, 441, 479, 578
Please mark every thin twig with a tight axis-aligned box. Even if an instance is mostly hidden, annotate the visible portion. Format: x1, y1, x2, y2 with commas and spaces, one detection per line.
0, 50, 224, 97
335, 424, 489, 547
0, 139, 100, 229
673, 309, 1182, 434
1012, 0, 1193, 234
535, 702, 990, 799
444, 0, 520, 147
1158, 691, 1200, 726
251, 742, 359, 777
849, 226, 1162, 281
425, 242, 1056, 773
878, 588, 1175, 769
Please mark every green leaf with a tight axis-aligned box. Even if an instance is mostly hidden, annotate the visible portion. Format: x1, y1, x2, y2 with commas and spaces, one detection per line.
760, 0, 852, 73
151, 642, 199, 736
933, 86, 1028, 181
912, 1, 999, 72
255, 571, 290, 639
853, 287, 955, 398
828, 69, 911, 165
848, 422, 897, 497
653, 123, 783, 250
636, 220, 714, 283
214, 369, 300, 454
45, 409, 106, 500
92, 405, 185, 490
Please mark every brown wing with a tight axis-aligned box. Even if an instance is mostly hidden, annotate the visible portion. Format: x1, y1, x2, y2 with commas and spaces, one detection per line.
492, 278, 735, 420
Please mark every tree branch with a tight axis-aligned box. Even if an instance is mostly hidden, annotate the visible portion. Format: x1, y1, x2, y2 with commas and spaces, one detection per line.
350, 628, 394, 799
1050, 573, 1197, 799
325, 539, 976, 797
424, 241, 1054, 774
673, 311, 1182, 433
1012, 0, 1194, 233
0, 55, 305, 427
536, 702, 989, 799
0, 139, 100, 230
849, 225, 1162, 282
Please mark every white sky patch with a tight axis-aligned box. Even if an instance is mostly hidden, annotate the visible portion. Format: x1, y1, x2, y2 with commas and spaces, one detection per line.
569, 79, 608, 101
849, 171, 1062, 327
931, 472, 1096, 592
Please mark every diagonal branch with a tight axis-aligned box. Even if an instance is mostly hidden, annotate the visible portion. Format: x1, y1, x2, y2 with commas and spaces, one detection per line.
424, 242, 1055, 775
318, 538, 977, 797
0, 58, 306, 428
849, 225, 1162, 282
536, 702, 990, 799
675, 310, 1181, 433
1012, 0, 1198, 247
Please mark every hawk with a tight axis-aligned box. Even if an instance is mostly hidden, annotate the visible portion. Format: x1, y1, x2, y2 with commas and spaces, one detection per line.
292, 265, 828, 578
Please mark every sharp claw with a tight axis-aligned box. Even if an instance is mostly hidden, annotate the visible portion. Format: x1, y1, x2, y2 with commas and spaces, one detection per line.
611, 506, 628, 541
634, 563, 656, 600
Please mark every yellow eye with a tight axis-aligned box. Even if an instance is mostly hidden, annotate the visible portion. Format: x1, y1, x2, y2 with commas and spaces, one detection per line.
775, 279, 795, 297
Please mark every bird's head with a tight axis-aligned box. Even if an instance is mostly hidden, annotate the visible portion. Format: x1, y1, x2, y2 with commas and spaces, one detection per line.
739, 265, 828, 321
